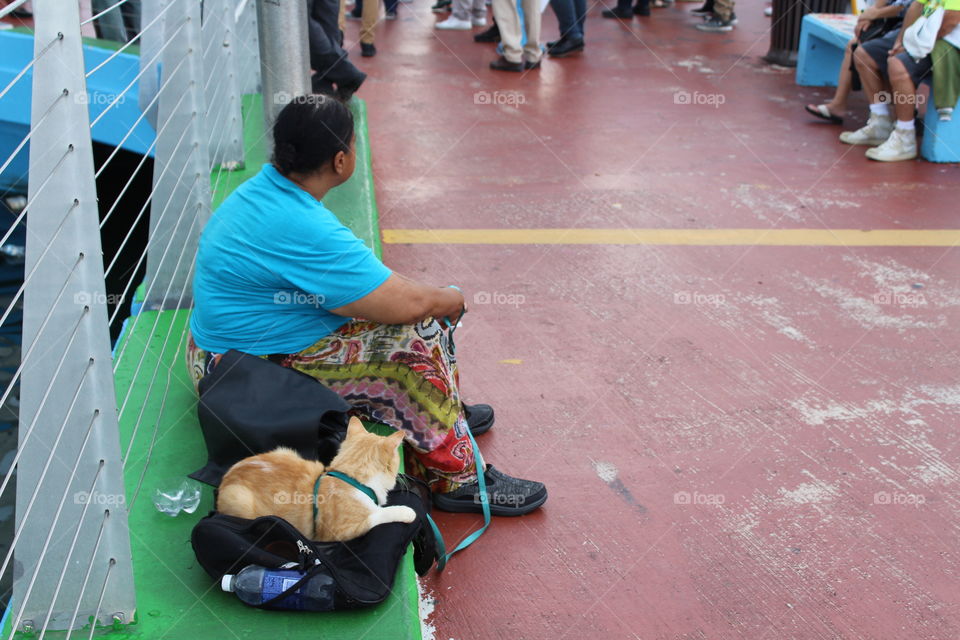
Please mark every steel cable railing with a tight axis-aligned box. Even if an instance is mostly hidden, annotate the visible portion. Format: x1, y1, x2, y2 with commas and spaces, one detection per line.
82, 2, 173, 80
0, 34, 60, 103
0, 0, 28, 20
0, 202, 84, 417
0, 88, 67, 200
5, 357, 96, 637
34, 410, 100, 637
105, 126, 198, 323
79, 0, 135, 27
88, 16, 188, 129
93, 49, 190, 183
2, 0, 270, 633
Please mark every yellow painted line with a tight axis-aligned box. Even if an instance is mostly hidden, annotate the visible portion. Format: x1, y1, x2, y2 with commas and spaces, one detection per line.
382, 229, 960, 247
498, 359, 523, 365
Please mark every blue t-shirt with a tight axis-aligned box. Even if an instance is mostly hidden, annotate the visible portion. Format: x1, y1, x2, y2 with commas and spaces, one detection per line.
190, 164, 391, 355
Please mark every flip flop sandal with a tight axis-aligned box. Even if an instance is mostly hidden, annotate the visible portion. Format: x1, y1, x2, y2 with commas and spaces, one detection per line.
805, 104, 844, 125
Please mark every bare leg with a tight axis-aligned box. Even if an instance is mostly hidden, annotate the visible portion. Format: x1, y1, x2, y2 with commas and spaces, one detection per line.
854, 44, 889, 105
825, 40, 856, 112
888, 56, 918, 123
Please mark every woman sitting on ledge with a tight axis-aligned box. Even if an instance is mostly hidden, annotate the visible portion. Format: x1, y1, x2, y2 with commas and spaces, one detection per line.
186, 95, 546, 516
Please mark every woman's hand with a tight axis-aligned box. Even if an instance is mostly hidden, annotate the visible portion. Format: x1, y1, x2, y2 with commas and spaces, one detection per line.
435, 286, 466, 324
330, 274, 465, 325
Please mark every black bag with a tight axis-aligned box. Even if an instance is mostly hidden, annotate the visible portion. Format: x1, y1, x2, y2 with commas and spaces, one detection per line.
191, 481, 437, 610
858, 17, 901, 43
190, 349, 351, 486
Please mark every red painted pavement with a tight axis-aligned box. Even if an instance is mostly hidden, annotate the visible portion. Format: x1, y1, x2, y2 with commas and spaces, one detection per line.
349, 3, 960, 639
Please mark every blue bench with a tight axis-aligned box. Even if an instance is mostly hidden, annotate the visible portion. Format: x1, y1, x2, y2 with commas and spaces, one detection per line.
920, 85, 960, 162
797, 13, 857, 87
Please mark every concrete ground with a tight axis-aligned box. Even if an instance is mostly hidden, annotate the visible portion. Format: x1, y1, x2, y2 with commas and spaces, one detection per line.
349, 0, 960, 638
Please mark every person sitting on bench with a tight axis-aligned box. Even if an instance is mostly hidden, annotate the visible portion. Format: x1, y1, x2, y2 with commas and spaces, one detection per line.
186, 95, 548, 517
840, 0, 960, 161
805, 0, 911, 125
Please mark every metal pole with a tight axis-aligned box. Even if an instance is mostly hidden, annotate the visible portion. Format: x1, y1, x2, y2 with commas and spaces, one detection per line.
144, 0, 212, 310
235, 0, 263, 95
138, 0, 166, 131
15, 0, 135, 630
255, 0, 311, 146
203, 0, 245, 169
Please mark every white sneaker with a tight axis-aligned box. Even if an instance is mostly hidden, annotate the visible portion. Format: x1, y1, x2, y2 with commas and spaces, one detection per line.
865, 127, 917, 162
435, 16, 472, 29
472, 16, 487, 26
838, 114, 893, 146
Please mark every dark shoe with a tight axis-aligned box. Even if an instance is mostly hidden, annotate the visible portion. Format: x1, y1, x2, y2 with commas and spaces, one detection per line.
347, 7, 362, 19
386, 9, 398, 19
433, 465, 548, 516
633, 1, 651, 15
602, 7, 633, 18
431, 0, 452, 12
489, 55, 523, 72
463, 403, 495, 436
696, 14, 733, 31
474, 24, 501, 42
524, 59, 541, 70
336, 71, 367, 101
311, 74, 336, 97
547, 36, 584, 57
690, 1, 713, 15
361, 42, 377, 57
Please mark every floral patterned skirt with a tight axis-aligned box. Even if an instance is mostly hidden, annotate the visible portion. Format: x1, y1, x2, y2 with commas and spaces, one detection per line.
186, 319, 477, 492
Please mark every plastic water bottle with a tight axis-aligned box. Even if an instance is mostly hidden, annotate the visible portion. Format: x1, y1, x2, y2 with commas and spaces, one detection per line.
151, 478, 201, 516
221, 564, 336, 611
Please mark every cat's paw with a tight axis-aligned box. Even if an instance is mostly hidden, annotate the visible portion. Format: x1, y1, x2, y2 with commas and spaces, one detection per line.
395, 505, 417, 523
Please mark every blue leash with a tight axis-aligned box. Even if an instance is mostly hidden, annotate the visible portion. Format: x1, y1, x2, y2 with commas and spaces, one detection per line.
425, 296, 491, 571
425, 425, 490, 571
316, 299, 490, 572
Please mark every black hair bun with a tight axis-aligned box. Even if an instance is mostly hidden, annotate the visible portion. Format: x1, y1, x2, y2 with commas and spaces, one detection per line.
270, 95, 355, 175
273, 141, 298, 174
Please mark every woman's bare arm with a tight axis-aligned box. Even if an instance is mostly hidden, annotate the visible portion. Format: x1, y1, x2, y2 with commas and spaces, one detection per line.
330, 274, 465, 325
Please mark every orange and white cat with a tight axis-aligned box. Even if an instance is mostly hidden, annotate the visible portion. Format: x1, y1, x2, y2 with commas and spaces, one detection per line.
216, 417, 417, 541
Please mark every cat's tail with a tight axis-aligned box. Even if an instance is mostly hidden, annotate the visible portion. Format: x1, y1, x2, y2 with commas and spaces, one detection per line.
215, 483, 258, 517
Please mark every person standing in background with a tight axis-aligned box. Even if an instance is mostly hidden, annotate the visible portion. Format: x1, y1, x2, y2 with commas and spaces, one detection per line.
490, 0, 541, 70
696, 0, 734, 31
601, 0, 649, 19
546, 0, 585, 57
308, 0, 367, 99
345, 0, 399, 57
436, 0, 488, 30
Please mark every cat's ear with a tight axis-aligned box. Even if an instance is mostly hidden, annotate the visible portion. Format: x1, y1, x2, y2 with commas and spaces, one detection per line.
346, 416, 366, 437
386, 430, 405, 448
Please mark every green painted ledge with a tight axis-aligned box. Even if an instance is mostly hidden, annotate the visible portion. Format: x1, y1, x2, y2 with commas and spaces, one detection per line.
5, 97, 420, 638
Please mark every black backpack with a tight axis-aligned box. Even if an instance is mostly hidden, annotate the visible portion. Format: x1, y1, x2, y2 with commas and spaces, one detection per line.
191, 478, 437, 610
190, 350, 352, 487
